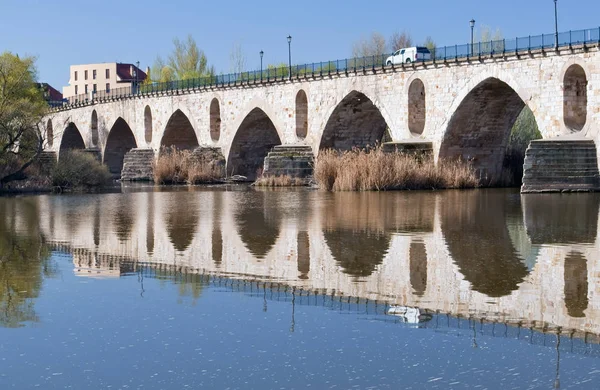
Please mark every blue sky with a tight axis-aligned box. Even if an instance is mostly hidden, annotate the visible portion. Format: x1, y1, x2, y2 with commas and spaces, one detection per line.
1, 0, 598, 89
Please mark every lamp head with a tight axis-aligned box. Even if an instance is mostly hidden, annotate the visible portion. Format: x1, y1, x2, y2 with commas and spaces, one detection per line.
470, 19, 476, 28
287, 35, 292, 43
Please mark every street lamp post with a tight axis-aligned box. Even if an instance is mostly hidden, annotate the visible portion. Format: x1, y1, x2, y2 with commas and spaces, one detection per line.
287, 35, 292, 81
135, 61, 140, 94
554, 0, 559, 50
260, 50, 264, 82
470, 19, 476, 56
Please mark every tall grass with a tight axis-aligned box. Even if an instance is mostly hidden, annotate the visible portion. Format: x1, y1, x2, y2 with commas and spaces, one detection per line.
314, 148, 479, 191
154, 147, 223, 184
254, 175, 306, 187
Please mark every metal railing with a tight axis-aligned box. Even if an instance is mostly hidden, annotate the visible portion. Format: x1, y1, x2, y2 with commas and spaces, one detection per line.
53, 26, 600, 110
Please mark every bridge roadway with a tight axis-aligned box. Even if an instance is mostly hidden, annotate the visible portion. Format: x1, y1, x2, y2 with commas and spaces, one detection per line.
17, 189, 600, 339
44, 44, 600, 184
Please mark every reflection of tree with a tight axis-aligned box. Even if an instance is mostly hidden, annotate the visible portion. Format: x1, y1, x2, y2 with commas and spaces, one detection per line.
441, 191, 529, 297
0, 198, 54, 328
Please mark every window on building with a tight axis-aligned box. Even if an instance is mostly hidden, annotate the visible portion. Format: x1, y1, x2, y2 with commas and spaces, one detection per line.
85, 70, 88, 80
85, 85, 88, 94
74, 71, 78, 81
106, 69, 110, 78
106, 83, 110, 93
93, 84, 97, 93
93, 70, 97, 79
75, 85, 78, 95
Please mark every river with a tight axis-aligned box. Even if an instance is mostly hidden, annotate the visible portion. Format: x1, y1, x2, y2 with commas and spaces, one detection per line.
0, 186, 599, 389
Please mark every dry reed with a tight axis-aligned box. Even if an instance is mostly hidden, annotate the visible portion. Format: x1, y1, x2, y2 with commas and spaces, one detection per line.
154, 147, 223, 184
254, 175, 306, 187
314, 147, 479, 191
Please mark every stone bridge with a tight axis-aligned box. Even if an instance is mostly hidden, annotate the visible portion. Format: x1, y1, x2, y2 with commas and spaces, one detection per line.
44, 44, 600, 189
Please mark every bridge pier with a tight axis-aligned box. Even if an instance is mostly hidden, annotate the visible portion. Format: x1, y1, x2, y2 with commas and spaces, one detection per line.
262, 145, 314, 179
382, 141, 433, 160
83, 148, 102, 162
521, 139, 600, 193
121, 148, 155, 181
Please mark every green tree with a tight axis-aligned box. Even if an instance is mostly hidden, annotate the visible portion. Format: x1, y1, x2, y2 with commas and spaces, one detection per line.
151, 35, 215, 82
0, 52, 48, 187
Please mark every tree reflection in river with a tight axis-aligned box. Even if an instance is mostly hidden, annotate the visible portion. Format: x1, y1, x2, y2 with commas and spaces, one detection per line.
0, 198, 55, 328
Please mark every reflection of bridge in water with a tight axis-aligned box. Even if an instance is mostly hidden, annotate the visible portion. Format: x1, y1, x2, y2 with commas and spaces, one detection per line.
36, 188, 600, 340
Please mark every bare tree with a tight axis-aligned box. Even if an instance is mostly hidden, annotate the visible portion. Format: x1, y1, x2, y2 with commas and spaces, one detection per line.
389, 31, 413, 52
229, 41, 247, 74
352, 32, 387, 58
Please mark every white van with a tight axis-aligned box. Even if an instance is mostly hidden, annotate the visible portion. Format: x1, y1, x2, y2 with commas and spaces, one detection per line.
386, 46, 432, 65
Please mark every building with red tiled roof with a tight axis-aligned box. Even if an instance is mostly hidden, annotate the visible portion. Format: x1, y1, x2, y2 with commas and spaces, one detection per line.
62, 62, 147, 99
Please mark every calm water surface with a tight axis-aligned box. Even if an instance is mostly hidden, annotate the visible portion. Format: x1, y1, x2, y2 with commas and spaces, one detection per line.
1, 186, 599, 389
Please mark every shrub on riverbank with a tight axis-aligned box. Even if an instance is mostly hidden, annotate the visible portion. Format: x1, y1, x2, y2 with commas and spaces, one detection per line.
51, 151, 112, 190
254, 175, 306, 187
154, 147, 223, 184
314, 148, 479, 191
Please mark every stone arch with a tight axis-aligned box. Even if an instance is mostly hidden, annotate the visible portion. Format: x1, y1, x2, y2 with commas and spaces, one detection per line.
227, 108, 282, 180
210, 98, 221, 142
103, 117, 138, 176
295, 89, 308, 139
563, 251, 588, 318
319, 90, 390, 151
144, 105, 153, 144
46, 119, 53, 147
408, 78, 426, 135
441, 191, 530, 297
59, 122, 85, 157
160, 109, 199, 151
563, 64, 588, 132
440, 77, 538, 185
91, 110, 99, 146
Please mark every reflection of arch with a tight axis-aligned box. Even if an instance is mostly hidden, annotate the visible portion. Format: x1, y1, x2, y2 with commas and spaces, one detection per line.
146, 192, 154, 254
409, 239, 427, 296
563, 64, 587, 131
144, 106, 153, 144
322, 193, 391, 278
46, 119, 53, 147
160, 109, 199, 150
295, 90, 308, 139
564, 251, 588, 318
297, 231, 310, 280
104, 117, 138, 176
113, 195, 134, 242
212, 191, 223, 266
210, 98, 221, 142
59, 123, 85, 156
440, 77, 535, 184
234, 192, 281, 259
164, 192, 199, 252
441, 191, 529, 297
91, 110, 99, 146
227, 108, 281, 180
319, 90, 389, 151
408, 79, 426, 135
523, 194, 599, 245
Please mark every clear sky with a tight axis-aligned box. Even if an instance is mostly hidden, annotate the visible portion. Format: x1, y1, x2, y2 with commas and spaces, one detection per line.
1, 0, 598, 89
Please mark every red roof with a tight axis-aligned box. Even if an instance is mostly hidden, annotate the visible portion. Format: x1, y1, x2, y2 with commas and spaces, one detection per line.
116, 63, 147, 82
